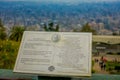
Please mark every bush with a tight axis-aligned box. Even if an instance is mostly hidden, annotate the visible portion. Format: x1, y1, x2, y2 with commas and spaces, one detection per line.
0, 40, 20, 69
115, 65, 120, 72
92, 60, 95, 73
117, 52, 120, 55
106, 61, 120, 73
92, 69, 95, 73
106, 52, 114, 55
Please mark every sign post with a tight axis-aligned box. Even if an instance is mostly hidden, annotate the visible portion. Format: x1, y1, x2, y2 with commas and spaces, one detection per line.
14, 31, 92, 78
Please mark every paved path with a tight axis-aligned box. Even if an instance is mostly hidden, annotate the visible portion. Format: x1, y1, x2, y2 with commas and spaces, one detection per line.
93, 61, 109, 74
93, 56, 109, 74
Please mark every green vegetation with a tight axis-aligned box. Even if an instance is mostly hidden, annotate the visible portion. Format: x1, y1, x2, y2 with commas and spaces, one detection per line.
9, 26, 25, 41
92, 60, 95, 73
0, 19, 7, 40
106, 52, 115, 55
43, 22, 59, 32
107, 52, 120, 55
106, 61, 120, 74
73, 23, 97, 35
117, 52, 120, 55
81, 23, 96, 35
0, 40, 20, 69
0, 19, 22, 69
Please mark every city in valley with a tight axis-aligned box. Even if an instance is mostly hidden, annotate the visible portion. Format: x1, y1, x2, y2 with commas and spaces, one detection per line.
0, 0, 120, 35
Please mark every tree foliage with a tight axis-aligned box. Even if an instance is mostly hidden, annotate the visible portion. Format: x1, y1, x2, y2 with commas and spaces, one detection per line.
9, 26, 25, 41
0, 19, 7, 40
81, 23, 97, 35
43, 22, 59, 32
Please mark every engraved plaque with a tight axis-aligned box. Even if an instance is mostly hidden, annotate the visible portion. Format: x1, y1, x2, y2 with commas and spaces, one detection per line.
14, 31, 92, 77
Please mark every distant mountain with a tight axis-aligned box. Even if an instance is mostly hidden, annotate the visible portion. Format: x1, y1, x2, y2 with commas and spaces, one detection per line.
0, 1, 120, 32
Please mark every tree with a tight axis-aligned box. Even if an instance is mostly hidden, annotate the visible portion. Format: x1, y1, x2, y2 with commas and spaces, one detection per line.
0, 19, 7, 40
73, 28, 81, 32
9, 26, 25, 41
43, 22, 59, 32
81, 23, 97, 35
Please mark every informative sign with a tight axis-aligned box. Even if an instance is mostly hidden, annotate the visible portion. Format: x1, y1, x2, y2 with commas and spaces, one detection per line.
14, 31, 92, 77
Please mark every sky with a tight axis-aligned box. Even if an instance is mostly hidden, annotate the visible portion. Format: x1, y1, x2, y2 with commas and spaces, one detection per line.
1, 0, 119, 2
0, 0, 120, 4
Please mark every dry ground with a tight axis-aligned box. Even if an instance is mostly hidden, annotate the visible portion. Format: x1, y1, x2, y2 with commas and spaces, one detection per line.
92, 54, 120, 74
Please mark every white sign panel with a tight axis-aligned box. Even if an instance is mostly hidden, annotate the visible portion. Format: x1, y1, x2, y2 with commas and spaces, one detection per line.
14, 31, 92, 77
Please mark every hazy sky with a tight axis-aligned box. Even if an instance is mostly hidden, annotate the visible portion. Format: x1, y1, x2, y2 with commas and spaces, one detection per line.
1, 0, 119, 2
